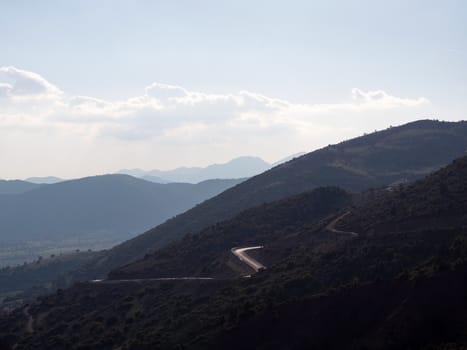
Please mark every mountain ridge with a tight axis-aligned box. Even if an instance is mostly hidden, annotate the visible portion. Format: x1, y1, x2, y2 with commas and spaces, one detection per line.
119, 156, 272, 183
73, 119, 467, 281
0, 174, 243, 245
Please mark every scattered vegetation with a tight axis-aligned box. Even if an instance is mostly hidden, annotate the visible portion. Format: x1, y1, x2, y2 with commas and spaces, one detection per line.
1, 152, 467, 349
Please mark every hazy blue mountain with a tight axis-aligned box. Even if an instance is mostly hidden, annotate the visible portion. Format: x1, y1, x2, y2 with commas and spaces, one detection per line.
25, 176, 63, 184
118, 156, 271, 183
0, 175, 243, 243
116, 168, 148, 178
140, 175, 171, 184
0, 180, 42, 195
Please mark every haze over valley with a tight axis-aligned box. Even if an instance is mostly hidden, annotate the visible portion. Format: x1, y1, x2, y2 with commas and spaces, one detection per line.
0, 154, 301, 267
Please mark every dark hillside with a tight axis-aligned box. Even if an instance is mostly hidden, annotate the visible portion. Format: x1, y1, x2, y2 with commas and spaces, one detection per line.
337, 155, 467, 234
2, 154, 467, 349
214, 266, 467, 350
110, 187, 352, 279
74, 120, 467, 280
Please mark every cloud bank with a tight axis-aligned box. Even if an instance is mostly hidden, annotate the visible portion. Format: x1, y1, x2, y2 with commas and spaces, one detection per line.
0, 66, 433, 178
0, 66, 62, 100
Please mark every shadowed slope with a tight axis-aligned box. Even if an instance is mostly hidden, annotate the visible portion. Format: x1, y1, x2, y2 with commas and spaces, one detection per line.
76, 120, 467, 280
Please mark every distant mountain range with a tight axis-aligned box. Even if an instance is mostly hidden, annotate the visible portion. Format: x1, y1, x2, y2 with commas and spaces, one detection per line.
25, 176, 63, 184
118, 154, 306, 183
1, 154, 304, 191
0, 175, 243, 244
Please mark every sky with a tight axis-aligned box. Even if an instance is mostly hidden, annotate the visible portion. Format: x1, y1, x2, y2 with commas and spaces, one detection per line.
1, 0, 466, 179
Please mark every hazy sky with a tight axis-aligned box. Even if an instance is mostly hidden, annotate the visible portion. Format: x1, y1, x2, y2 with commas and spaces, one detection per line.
1, 0, 466, 179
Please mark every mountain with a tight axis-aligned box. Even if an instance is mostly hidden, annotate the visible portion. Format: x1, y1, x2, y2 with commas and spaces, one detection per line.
0, 175, 244, 244
70, 119, 467, 281
25, 176, 63, 184
114, 153, 467, 280
2, 154, 466, 349
119, 156, 272, 183
140, 175, 170, 184
115, 168, 148, 178
0, 180, 42, 195
112, 155, 467, 349
110, 187, 353, 279
189, 155, 467, 350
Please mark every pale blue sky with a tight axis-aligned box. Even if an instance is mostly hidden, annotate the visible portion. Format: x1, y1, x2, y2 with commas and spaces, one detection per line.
1, 1, 466, 178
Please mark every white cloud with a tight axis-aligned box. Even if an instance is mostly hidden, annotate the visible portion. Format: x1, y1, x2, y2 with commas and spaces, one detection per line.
0, 66, 62, 100
351, 88, 429, 107
0, 66, 435, 178
145, 82, 189, 101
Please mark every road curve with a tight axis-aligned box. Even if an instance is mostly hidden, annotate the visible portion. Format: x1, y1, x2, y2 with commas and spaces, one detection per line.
231, 246, 266, 272
90, 247, 267, 285
325, 211, 359, 236
23, 305, 34, 333
90, 277, 215, 284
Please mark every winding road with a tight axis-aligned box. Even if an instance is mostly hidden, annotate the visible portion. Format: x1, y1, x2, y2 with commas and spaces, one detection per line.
23, 305, 34, 333
231, 246, 265, 272
89, 211, 358, 287
20, 213, 359, 334
91, 277, 214, 284
21, 213, 359, 333
89, 246, 267, 285
325, 211, 359, 236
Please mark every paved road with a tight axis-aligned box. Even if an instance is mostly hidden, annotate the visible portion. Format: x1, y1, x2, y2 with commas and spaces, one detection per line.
23, 305, 34, 333
91, 277, 215, 284
231, 246, 266, 272
88, 246, 267, 285
325, 211, 359, 236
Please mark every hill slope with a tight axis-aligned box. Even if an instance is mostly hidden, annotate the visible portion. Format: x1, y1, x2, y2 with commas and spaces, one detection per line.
110, 187, 353, 279
2, 155, 467, 349
76, 119, 467, 280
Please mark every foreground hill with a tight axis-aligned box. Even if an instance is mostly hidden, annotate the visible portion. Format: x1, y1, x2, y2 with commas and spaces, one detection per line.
110, 187, 353, 279
2, 155, 467, 349
73, 119, 467, 280
0, 175, 243, 243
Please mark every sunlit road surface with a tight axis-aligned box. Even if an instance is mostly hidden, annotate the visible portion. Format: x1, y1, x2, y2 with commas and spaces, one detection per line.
89, 246, 266, 284
90, 277, 215, 284
23, 305, 34, 333
231, 246, 265, 272
325, 212, 359, 236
